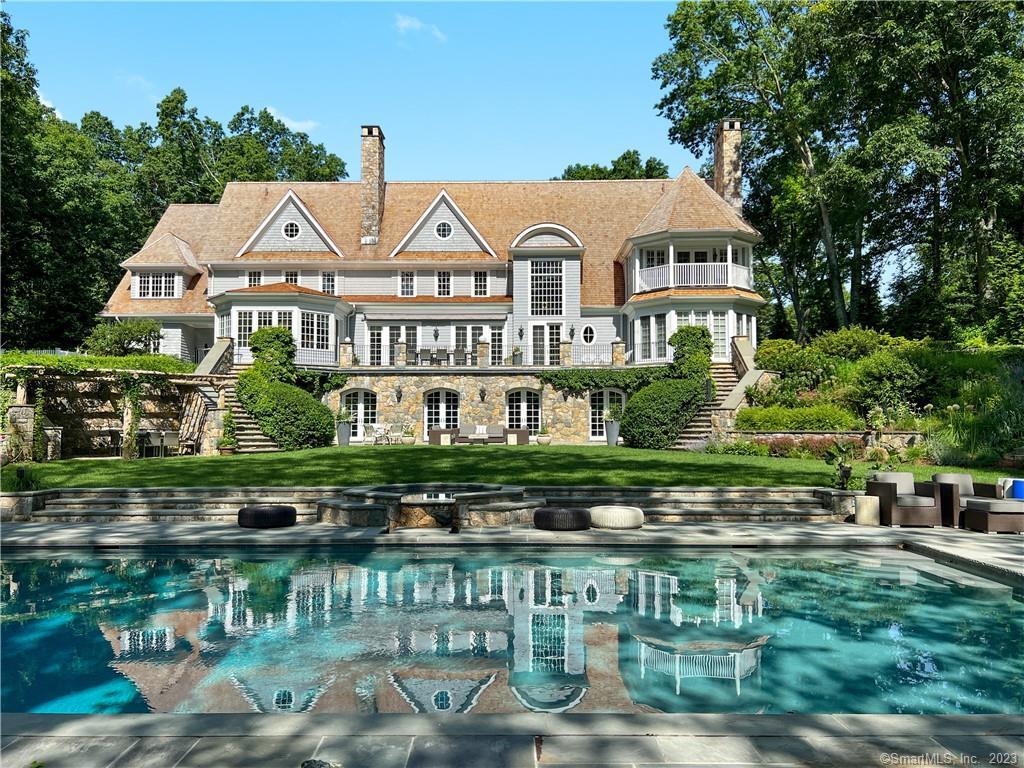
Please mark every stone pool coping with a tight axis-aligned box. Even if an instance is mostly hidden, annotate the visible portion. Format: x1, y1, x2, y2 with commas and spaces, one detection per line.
3, 520, 1021, 585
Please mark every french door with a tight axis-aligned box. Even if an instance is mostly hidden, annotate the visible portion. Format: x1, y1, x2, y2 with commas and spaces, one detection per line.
343, 390, 377, 442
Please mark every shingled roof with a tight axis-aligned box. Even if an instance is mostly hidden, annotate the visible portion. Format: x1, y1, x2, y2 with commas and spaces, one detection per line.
630, 168, 758, 239
120, 233, 201, 271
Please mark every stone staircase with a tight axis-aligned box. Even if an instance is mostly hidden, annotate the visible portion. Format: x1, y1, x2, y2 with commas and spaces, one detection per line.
222, 380, 280, 454
673, 363, 740, 450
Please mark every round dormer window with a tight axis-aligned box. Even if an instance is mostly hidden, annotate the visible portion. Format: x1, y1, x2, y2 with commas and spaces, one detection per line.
282, 221, 301, 240
435, 221, 453, 240
433, 690, 452, 710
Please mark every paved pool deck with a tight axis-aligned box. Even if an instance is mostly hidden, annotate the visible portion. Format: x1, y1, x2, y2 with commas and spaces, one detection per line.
2, 520, 1021, 766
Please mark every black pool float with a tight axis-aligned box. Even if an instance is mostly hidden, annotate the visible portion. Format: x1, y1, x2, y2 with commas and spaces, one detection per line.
237, 505, 297, 529
533, 507, 591, 531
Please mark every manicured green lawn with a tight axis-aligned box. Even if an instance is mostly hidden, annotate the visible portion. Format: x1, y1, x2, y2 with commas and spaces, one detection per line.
2, 445, 1006, 490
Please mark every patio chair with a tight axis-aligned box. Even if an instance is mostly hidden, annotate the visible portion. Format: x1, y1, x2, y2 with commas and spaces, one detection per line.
371, 423, 393, 445
418, 349, 433, 366
962, 497, 1024, 534
452, 347, 468, 366
931, 472, 1004, 528
406, 347, 418, 366
865, 471, 941, 528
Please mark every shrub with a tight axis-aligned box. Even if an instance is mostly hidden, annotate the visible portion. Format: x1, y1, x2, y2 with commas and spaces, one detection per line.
705, 439, 771, 456
218, 410, 237, 449
847, 350, 924, 412
734, 404, 860, 432
249, 327, 297, 383
620, 377, 706, 449
668, 325, 713, 380
754, 339, 837, 391
84, 319, 162, 356
0, 351, 193, 374
235, 370, 334, 451
808, 326, 900, 361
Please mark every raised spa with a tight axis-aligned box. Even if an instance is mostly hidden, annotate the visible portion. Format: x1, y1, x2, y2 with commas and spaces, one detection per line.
341, 483, 538, 530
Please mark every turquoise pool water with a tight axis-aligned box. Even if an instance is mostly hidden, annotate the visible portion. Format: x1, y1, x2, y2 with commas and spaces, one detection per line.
1, 548, 1021, 715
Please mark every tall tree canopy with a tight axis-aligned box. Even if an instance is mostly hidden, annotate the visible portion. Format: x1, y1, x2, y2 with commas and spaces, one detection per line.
558, 149, 669, 180
0, 13, 346, 349
653, 0, 1023, 343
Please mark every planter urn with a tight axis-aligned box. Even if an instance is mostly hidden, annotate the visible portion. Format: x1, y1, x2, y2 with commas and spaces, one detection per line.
512, 351, 523, 365
604, 420, 620, 446
536, 434, 552, 446
218, 446, 236, 456
401, 435, 415, 446
336, 421, 352, 447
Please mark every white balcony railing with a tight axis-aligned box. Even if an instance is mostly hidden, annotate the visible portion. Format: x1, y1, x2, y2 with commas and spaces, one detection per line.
638, 263, 752, 292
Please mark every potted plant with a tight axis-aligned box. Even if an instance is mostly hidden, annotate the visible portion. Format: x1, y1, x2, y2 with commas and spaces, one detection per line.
536, 423, 552, 446
335, 406, 353, 447
824, 441, 855, 490
511, 346, 523, 365
603, 403, 624, 446
218, 411, 238, 455
400, 423, 416, 445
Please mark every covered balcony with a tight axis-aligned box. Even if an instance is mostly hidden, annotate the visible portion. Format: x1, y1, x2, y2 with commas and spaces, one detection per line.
628, 240, 755, 295
637, 262, 753, 292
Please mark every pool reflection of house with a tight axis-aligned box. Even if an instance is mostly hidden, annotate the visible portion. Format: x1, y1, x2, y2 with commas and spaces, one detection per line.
98, 557, 771, 714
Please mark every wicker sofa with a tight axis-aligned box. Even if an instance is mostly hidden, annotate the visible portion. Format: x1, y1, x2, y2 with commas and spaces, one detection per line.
931, 472, 1005, 528
428, 425, 530, 446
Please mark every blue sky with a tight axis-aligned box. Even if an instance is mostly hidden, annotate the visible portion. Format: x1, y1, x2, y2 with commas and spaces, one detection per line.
9, 2, 703, 181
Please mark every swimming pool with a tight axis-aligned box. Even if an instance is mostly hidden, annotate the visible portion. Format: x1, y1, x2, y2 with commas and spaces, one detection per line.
1, 548, 1020, 715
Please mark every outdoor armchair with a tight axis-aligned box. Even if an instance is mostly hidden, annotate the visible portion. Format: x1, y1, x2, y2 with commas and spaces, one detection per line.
865, 471, 941, 528
932, 473, 1003, 528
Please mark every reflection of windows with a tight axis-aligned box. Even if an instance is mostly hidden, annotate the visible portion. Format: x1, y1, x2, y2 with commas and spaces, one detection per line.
530, 614, 566, 673
433, 690, 452, 710
472, 631, 488, 656
273, 689, 294, 711
584, 583, 599, 604
435, 630, 451, 656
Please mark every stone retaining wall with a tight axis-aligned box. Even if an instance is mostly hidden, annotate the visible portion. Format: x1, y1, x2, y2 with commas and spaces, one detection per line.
728, 430, 925, 450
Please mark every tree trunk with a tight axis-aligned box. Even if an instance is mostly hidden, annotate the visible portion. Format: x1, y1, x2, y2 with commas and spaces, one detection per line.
849, 216, 864, 325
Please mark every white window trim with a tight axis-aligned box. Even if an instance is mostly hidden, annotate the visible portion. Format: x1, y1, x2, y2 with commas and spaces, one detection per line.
473, 270, 490, 298
528, 258, 565, 317
388, 189, 497, 258
581, 324, 596, 345
281, 221, 301, 240
399, 270, 417, 298
247, 271, 263, 288
321, 270, 336, 295
234, 188, 344, 257
435, 270, 452, 298
434, 221, 453, 240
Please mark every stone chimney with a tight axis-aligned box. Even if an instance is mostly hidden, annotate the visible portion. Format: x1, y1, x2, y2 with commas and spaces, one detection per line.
360, 125, 385, 245
713, 119, 742, 213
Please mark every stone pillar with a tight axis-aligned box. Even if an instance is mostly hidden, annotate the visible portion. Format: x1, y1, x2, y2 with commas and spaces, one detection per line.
559, 340, 573, 367
611, 339, 626, 367
217, 385, 227, 409
476, 340, 490, 368
339, 338, 354, 367
202, 408, 228, 456
121, 399, 135, 460
6, 405, 34, 462
395, 341, 407, 368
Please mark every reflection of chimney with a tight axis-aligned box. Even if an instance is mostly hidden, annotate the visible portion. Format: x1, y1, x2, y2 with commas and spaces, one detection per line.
713, 119, 742, 213
360, 125, 385, 245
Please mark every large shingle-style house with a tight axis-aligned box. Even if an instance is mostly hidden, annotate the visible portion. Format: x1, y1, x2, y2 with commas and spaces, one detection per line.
101, 121, 765, 445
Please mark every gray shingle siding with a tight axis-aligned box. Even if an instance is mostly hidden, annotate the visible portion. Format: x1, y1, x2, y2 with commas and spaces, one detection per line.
250, 200, 332, 252
403, 201, 482, 252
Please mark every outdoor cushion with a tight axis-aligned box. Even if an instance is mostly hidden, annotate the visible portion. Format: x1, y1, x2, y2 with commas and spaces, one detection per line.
895, 494, 935, 508
964, 498, 1024, 514
958, 494, 995, 509
589, 505, 644, 529
933, 472, 974, 497
458, 425, 475, 438
238, 505, 297, 529
872, 472, 916, 495
486, 425, 504, 437
534, 507, 591, 531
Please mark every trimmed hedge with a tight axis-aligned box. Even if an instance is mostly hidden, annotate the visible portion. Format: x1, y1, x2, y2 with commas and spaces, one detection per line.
249, 327, 297, 383
0, 351, 194, 374
235, 370, 334, 451
734, 404, 860, 431
620, 377, 706, 449
84, 319, 163, 357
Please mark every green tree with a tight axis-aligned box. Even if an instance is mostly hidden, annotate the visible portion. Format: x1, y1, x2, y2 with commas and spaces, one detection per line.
558, 149, 669, 180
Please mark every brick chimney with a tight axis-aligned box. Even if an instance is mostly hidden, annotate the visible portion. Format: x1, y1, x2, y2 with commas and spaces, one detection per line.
713, 119, 742, 213
360, 125, 385, 245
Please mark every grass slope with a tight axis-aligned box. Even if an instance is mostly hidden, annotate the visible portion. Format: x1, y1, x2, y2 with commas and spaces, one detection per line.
2, 445, 1004, 490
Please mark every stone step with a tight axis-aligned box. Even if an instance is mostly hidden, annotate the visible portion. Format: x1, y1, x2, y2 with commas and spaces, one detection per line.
317, 500, 388, 526
551, 497, 825, 510
51, 486, 350, 499
237, 446, 282, 454
32, 508, 318, 523
45, 496, 321, 511
644, 508, 838, 522
539, 488, 824, 501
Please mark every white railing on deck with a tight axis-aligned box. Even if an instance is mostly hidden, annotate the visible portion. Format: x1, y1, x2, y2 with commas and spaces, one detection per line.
638, 262, 752, 291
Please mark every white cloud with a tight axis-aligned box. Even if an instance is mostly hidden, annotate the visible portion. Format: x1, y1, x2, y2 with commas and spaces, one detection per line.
39, 93, 63, 120
267, 106, 319, 134
395, 13, 446, 44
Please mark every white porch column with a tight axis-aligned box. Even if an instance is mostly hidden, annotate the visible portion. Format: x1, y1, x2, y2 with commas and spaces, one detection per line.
632, 247, 641, 293
726, 240, 733, 287
751, 314, 758, 347
667, 242, 675, 285
727, 309, 737, 360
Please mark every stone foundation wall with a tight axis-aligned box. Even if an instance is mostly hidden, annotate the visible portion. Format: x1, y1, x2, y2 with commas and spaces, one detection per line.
325, 372, 594, 444
729, 430, 924, 450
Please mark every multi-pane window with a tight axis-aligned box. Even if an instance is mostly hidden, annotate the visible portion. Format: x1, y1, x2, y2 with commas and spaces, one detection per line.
436, 271, 452, 297
642, 249, 667, 268
218, 313, 230, 338
507, 390, 541, 435
405, 325, 418, 356
316, 313, 330, 350
640, 317, 652, 361
301, 312, 316, 350
389, 327, 401, 362
273, 690, 294, 711
490, 326, 504, 365
237, 311, 253, 349
285, 271, 299, 285
590, 389, 625, 439
400, 271, 415, 297
276, 310, 292, 332
712, 310, 727, 359
247, 271, 262, 288
257, 310, 274, 330
344, 390, 377, 441
425, 390, 459, 435
300, 311, 330, 350
321, 271, 335, 295
529, 260, 563, 315
137, 272, 177, 298
282, 221, 301, 239
369, 326, 382, 366
548, 325, 562, 366
473, 271, 488, 297
655, 314, 667, 358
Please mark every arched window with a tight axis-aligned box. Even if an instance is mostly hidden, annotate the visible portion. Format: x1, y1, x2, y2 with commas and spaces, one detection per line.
589, 389, 626, 440
424, 389, 459, 439
433, 690, 452, 710
343, 390, 377, 442
507, 390, 541, 435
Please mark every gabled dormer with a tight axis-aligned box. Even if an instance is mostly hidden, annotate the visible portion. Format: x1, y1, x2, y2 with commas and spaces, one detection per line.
389, 189, 497, 259
234, 189, 343, 258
